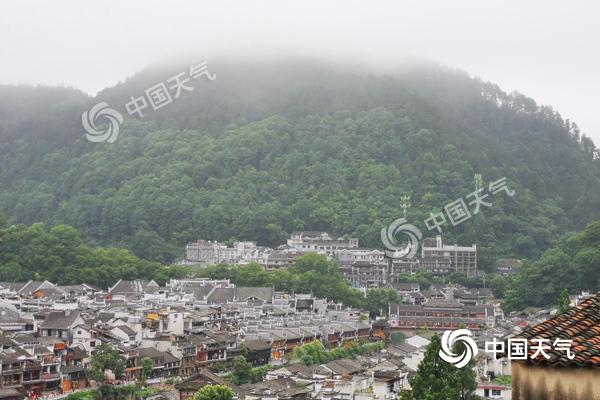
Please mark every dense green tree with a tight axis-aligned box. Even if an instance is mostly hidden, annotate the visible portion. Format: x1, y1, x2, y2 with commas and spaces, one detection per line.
401, 335, 477, 400
230, 355, 253, 385
197, 254, 371, 307
230, 355, 270, 384
90, 344, 126, 382
65, 391, 96, 400
141, 356, 155, 380
193, 384, 235, 400
292, 340, 384, 365
0, 222, 184, 287
1, 62, 600, 312
292, 340, 332, 365
557, 289, 571, 314
390, 332, 406, 345
489, 274, 510, 299
0, 212, 8, 229
364, 289, 400, 318
1, 62, 599, 270
503, 221, 600, 311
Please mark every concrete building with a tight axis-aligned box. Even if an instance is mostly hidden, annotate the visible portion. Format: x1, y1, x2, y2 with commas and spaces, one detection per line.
185, 240, 267, 265
287, 231, 358, 255
389, 300, 492, 332
389, 259, 420, 278
263, 249, 301, 271
421, 235, 477, 277
335, 248, 388, 288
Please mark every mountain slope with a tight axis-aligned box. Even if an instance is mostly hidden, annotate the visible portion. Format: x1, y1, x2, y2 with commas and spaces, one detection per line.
0, 61, 598, 267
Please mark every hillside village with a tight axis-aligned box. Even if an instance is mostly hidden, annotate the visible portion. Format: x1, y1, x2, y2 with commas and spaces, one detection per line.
182, 231, 479, 286
0, 225, 591, 400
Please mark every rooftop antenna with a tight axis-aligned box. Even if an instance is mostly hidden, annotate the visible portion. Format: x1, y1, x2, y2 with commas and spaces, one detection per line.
400, 195, 411, 218
474, 173, 484, 192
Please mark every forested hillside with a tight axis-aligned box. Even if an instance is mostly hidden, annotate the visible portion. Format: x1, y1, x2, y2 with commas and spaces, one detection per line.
0, 61, 599, 270
501, 221, 600, 310
0, 215, 398, 313
0, 217, 179, 288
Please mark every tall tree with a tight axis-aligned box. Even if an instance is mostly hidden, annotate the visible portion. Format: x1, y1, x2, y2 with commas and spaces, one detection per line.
193, 384, 235, 400
558, 289, 571, 314
90, 344, 126, 382
364, 289, 400, 318
400, 334, 477, 400
230, 355, 253, 385
141, 356, 155, 380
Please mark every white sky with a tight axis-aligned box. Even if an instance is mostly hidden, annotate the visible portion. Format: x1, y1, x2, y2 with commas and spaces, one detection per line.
0, 0, 598, 143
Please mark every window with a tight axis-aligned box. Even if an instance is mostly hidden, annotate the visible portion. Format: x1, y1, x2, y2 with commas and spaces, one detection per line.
491, 389, 502, 396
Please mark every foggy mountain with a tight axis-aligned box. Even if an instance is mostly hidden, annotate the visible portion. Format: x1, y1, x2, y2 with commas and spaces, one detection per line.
1, 60, 599, 269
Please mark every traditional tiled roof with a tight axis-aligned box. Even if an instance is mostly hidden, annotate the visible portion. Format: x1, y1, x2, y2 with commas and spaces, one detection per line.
176, 369, 240, 393
39, 310, 82, 329
235, 287, 273, 302
109, 279, 156, 295
206, 287, 235, 303
240, 376, 309, 397
514, 294, 600, 366
245, 339, 271, 351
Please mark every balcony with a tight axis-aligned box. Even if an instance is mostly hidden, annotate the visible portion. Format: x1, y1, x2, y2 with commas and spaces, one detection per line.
42, 372, 61, 381
41, 356, 61, 365
2, 380, 22, 388
23, 375, 42, 384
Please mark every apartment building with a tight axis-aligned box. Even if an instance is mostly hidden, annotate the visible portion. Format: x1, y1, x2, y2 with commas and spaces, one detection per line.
185, 240, 267, 265
286, 231, 358, 255
421, 235, 477, 277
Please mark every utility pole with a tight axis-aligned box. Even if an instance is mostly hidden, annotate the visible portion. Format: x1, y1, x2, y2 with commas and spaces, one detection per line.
400, 195, 411, 218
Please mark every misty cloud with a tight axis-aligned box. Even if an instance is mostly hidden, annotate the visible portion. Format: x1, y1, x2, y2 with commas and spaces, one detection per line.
0, 0, 598, 143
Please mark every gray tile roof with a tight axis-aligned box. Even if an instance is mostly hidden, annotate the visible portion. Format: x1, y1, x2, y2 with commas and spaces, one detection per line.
39, 310, 81, 329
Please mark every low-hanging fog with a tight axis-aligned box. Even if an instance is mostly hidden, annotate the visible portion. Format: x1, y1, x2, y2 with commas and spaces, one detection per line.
0, 0, 598, 143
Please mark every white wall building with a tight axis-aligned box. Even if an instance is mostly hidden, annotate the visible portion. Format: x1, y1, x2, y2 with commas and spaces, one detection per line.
421, 235, 477, 277
185, 240, 268, 265
287, 231, 358, 255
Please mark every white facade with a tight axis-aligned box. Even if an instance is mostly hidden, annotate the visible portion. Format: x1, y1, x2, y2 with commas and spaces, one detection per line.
185, 240, 267, 265
287, 231, 359, 255
421, 235, 477, 277
334, 248, 385, 264
476, 385, 512, 399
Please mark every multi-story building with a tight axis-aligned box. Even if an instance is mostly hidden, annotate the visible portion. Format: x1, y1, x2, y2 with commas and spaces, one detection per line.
389, 258, 420, 278
287, 231, 358, 255
335, 248, 388, 288
338, 262, 389, 288
421, 235, 477, 277
185, 240, 267, 265
262, 249, 302, 271
389, 300, 491, 332
420, 257, 452, 275
334, 248, 385, 265
185, 240, 221, 264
